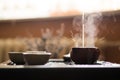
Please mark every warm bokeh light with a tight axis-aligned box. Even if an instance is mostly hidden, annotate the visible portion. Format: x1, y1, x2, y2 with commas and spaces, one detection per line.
0, 0, 120, 20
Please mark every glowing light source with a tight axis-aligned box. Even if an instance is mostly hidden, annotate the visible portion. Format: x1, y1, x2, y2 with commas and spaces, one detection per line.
0, 0, 120, 19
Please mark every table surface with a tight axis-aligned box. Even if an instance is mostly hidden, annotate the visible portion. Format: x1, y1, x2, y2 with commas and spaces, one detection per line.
0, 59, 120, 80
0, 59, 120, 68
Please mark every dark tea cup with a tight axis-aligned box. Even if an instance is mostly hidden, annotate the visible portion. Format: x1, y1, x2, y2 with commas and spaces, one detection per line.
23, 51, 51, 65
70, 47, 100, 64
8, 52, 25, 65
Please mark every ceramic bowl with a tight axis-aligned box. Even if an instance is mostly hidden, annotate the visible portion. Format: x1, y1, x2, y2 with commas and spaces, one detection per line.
8, 52, 25, 65
23, 51, 51, 65
70, 48, 100, 64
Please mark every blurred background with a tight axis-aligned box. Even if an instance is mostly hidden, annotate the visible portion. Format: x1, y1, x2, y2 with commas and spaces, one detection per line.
0, 0, 120, 63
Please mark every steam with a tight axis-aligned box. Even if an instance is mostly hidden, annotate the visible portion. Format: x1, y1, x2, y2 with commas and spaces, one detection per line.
72, 12, 102, 48
72, 16, 82, 47
56, 23, 65, 38
71, 31, 82, 47
84, 13, 102, 47
41, 28, 53, 40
